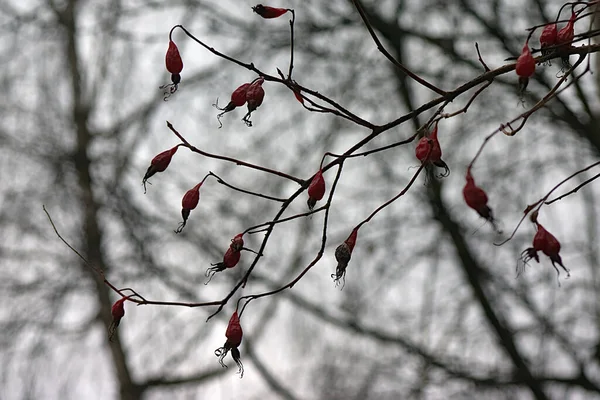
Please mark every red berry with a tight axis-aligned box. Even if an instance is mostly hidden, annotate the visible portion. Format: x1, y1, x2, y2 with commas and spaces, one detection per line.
242, 78, 265, 126
225, 311, 243, 347
540, 23, 558, 49
416, 124, 442, 163
182, 182, 202, 211
142, 146, 179, 192
108, 296, 128, 341
165, 40, 183, 74
206, 233, 246, 282
222, 247, 242, 269
215, 311, 245, 377
462, 169, 500, 232
215, 83, 252, 127
516, 43, 536, 78
231, 83, 251, 107
345, 228, 358, 253
519, 222, 569, 278
415, 124, 448, 178
176, 182, 203, 233
230, 233, 245, 252
293, 89, 304, 104
532, 223, 547, 252
246, 78, 265, 112
557, 12, 576, 46
252, 4, 288, 19
307, 169, 326, 210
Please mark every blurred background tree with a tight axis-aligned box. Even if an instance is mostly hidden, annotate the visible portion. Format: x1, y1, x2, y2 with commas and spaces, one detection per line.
1, 0, 599, 399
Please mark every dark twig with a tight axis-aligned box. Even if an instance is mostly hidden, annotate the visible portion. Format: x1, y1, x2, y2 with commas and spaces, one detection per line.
236, 163, 345, 318
545, 172, 600, 204
208, 172, 287, 202
166, 121, 304, 184
350, 0, 447, 95
496, 160, 600, 246
288, 9, 295, 79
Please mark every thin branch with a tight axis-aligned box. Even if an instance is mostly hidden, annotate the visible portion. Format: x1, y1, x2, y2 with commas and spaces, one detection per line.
166, 121, 304, 184
236, 163, 345, 317
545, 172, 600, 204
356, 163, 425, 230
351, 0, 447, 95
208, 172, 288, 202
288, 9, 295, 79
496, 160, 600, 246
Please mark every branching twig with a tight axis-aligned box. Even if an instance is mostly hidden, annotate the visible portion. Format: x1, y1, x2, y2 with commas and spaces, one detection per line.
167, 121, 304, 184
351, 0, 447, 95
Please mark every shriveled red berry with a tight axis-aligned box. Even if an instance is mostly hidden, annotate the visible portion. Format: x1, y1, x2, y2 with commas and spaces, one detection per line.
242, 78, 265, 127
519, 222, 569, 279
252, 4, 288, 19
307, 169, 326, 210
215, 311, 244, 377
206, 233, 246, 283
142, 145, 179, 192
415, 124, 449, 177
333, 228, 359, 287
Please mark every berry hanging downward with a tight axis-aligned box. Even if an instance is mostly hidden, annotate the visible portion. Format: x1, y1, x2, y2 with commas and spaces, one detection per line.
214, 82, 251, 128
519, 222, 570, 280
516, 42, 536, 93
160, 40, 184, 100
539, 23, 558, 58
108, 296, 129, 341
462, 168, 501, 233
415, 122, 449, 177
206, 233, 245, 283
557, 12, 576, 47
557, 12, 576, 67
215, 311, 244, 378
333, 228, 359, 287
142, 145, 180, 193
175, 181, 203, 233
242, 77, 265, 127
252, 4, 289, 19
307, 169, 326, 210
